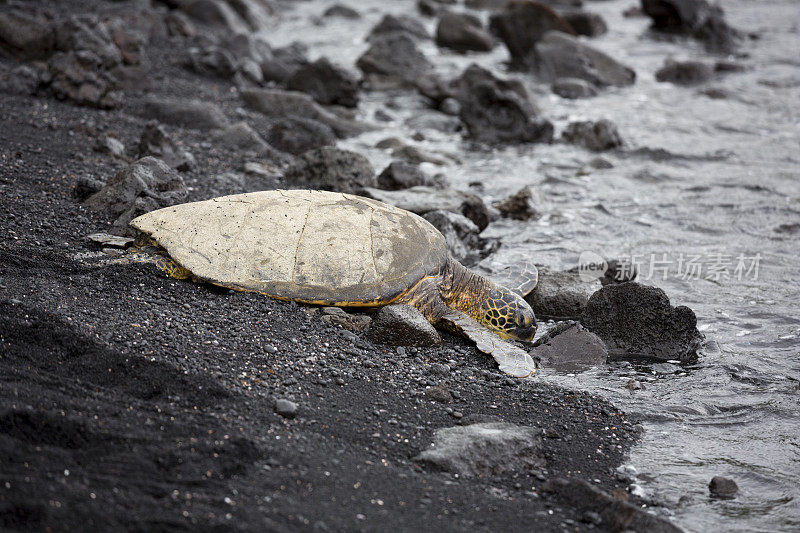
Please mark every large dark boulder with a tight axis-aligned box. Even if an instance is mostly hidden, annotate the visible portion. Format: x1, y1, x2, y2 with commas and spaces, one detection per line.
282, 147, 376, 194
489, 1, 575, 66
546, 478, 684, 532
581, 282, 703, 362
562, 11, 608, 37
141, 98, 229, 130
266, 117, 336, 155
422, 210, 488, 265
285, 57, 360, 108
260, 41, 309, 84
533, 31, 636, 87
84, 157, 187, 235
562, 119, 623, 151
531, 322, 608, 371
526, 267, 602, 318
357, 33, 433, 84
452, 64, 554, 144
367, 14, 430, 41
436, 12, 493, 52
377, 161, 446, 191
655, 59, 714, 85
241, 88, 370, 138
641, 0, 740, 53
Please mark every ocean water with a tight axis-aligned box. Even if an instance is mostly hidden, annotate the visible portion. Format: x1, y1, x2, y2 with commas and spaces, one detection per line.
264, 1, 800, 530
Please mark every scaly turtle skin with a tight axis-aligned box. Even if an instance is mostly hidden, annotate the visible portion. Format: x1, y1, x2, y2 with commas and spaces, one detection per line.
123, 190, 539, 377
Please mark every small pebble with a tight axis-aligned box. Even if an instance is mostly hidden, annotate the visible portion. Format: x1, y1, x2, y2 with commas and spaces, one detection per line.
274, 399, 298, 418
709, 476, 739, 499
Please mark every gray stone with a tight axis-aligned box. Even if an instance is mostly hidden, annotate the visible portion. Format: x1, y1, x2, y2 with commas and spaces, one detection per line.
436, 12, 493, 52
531, 323, 607, 371
546, 478, 684, 533
323, 4, 360, 19
241, 88, 370, 138
405, 111, 461, 134
274, 398, 298, 418
213, 121, 269, 153
526, 267, 602, 319
709, 476, 738, 499
391, 144, 452, 166
656, 59, 714, 85
452, 64, 553, 144
286, 57, 360, 108
73, 176, 106, 201
47, 51, 121, 109
238, 58, 264, 85
84, 157, 187, 235
260, 41, 309, 83
562, 11, 608, 37
581, 282, 703, 362
418, 0, 450, 17
414, 423, 543, 477
378, 161, 446, 191
0, 65, 43, 96
165, 11, 196, 38
367, 304, 442, 348
423, 384, 453, 403
642, 0, 739, 53
187, 45, 236, 79
55, 15, 122, 69
137, 121, 196, 171
320, 308, 372, 331
141, 99, 229, 130
552, 77, 598, 99
533, 31, 636, 88
439, 98, 460, 116
357, 33, 433, 84
266, 117, 335, 155
184, 0, 250, 34
493, 186, 541, 221
228, 0, 275, 31
562, 119, 623, 151
362, 186, 488, 229
368, 14, 429, 41
94, 135, 126, 158
86, 233, 134, 248
0, 11, 55, 60
489, 2, 575, 65
423, 210, 484, 264
283, 147, 375, 194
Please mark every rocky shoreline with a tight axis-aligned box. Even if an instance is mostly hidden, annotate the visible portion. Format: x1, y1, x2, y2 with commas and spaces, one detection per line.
0, 0, 741, 530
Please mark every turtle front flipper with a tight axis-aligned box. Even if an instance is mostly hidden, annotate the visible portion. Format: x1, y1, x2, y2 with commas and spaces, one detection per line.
439, 310, 537, 378
105, 236, 194, 280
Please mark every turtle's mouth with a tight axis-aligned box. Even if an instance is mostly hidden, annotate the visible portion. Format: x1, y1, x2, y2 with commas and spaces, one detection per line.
498, 325, 537, 343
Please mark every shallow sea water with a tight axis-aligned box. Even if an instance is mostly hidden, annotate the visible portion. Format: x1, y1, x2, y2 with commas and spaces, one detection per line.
264, 1, 800, 530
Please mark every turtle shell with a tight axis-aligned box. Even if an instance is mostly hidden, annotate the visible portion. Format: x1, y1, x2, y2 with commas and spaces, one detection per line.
130, 189, 448, 305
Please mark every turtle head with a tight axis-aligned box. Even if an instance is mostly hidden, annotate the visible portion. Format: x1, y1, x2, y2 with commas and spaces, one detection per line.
480, 286, 537, 342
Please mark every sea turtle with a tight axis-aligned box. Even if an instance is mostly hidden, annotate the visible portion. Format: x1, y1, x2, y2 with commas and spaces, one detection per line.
121, 189, 539, 377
